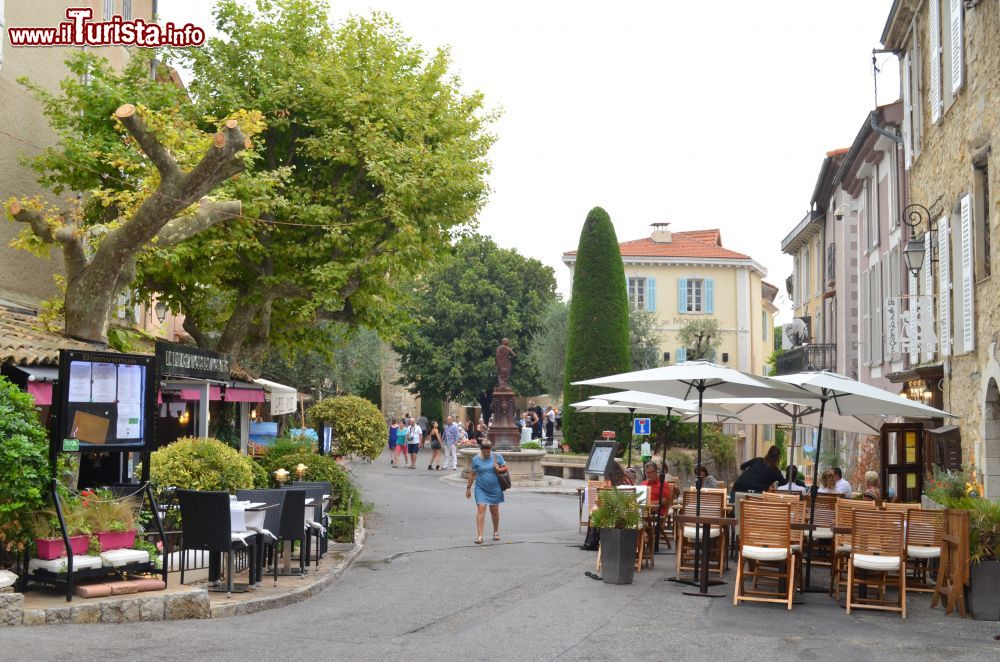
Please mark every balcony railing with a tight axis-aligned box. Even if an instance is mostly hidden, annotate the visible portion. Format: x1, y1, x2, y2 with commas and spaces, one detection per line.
775, 343, 837, 375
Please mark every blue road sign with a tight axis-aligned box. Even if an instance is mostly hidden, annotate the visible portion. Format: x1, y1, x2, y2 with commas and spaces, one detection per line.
633, 417, 651, 436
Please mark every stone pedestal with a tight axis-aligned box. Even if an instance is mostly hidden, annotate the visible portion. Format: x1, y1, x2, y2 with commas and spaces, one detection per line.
458, 448, 560, 487
488, 387, 520, 450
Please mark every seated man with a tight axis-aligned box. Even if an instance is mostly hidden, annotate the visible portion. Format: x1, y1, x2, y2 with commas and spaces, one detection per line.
775, 464, 808, 494
640, 461, 673, 516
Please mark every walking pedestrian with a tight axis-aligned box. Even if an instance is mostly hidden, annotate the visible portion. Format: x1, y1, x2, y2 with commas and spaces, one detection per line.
388, 418, 399, 465
474, 422, 486, 445
545, 406, 555, 443
406, 417, 422, 469
465, 439, 508, 544
394, 422, 408, 467
428, 420, 443, 470
443, 416, 460, 470
529, 400, 543, 439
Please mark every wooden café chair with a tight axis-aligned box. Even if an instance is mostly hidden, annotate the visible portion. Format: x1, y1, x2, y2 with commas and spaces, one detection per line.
905, 509, 943, 593
931, 508, 969, 616
733, 500, 795, 609
676, 489, 727, 578
581, 480, 611, 531
829, 499, 875, 599
846, 509, 907, 618
807, 494, 839, 566
762, 491, 802, 504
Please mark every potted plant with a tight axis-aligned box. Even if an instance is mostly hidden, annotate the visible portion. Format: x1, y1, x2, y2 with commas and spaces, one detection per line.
589, 488, 641, 584
80, 489, 140, 551
31, 505, 91, 560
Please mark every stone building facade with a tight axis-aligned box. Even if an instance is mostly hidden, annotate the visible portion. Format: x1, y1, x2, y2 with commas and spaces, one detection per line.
883, 0, 1000, 496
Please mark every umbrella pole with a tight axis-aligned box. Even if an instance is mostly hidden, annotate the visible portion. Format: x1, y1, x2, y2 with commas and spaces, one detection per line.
786, 412, 798, 486
656, 408, 672, 554
627, 407, 636, 468
803, 393, 828, 591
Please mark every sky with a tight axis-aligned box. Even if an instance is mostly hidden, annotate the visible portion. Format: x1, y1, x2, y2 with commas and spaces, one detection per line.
162, 0, 901, 321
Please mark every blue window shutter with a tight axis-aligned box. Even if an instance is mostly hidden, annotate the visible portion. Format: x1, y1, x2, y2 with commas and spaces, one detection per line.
705, 278, 714, 313
677, 278, 687, 313
677, 347, 687, 363
646, 278, 656, 312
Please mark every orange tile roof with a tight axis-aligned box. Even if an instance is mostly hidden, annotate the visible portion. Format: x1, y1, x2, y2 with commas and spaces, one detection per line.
564, 229, 752, 260
0, 308, 107, 366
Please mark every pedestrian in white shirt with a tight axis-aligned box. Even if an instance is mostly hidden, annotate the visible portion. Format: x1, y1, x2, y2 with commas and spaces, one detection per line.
833, 467, 853, 497
406, 417, 423, 469
775, 465, 808, 494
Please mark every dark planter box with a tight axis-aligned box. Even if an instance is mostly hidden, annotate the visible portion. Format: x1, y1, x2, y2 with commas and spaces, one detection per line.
599, 528, 638, 585
969, 559, 1000, 621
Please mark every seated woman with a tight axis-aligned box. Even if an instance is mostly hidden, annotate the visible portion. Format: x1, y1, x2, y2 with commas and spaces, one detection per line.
731, 445, 787, 495
696, 465, 718, 489
862, 471, 882, 500
817, 468, 841, 495
775, 464, 808, 494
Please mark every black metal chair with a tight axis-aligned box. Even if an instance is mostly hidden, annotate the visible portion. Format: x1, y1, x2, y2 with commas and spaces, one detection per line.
176, 489, 256, 598
291, 481, 332, 557
275, 488, 310, 576
236, 489, 286, 587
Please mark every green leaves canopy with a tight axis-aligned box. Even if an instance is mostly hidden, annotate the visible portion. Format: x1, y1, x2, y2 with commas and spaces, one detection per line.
392, 234, 557, 413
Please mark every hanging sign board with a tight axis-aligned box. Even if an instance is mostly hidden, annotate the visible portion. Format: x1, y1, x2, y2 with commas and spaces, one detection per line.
601, 430, 616, 439
155, 340, 230, 382
584, 440, 619, 476
886, 296, 938, 360
56, 349, 157, 453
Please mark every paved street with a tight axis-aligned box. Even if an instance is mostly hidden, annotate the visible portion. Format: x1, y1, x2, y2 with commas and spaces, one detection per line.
5, 455, 1000, 661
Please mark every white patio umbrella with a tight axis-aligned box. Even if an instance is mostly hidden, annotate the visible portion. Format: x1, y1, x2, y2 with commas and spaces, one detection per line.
770, 370, 956, 587
575, 361, 803, 594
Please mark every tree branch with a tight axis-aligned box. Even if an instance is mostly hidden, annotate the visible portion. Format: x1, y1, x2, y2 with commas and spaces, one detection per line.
9, 200, 89, 278
115, 104, 181, 181
155, 199, 242, 247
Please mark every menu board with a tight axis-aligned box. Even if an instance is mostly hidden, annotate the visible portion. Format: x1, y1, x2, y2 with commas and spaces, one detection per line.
57, 350, 156, 452
585, 441, 619, 476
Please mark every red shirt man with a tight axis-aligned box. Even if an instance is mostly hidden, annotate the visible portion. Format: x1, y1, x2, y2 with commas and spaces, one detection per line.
640, 462, 672, 515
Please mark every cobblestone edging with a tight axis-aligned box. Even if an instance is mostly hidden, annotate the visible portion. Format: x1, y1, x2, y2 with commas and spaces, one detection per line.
1, 517, 366, 626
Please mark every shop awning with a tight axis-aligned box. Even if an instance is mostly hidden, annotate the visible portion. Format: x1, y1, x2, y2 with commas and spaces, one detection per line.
225, 380, 265, 403
254, 378, 297, 416
9, 365, 58, 406
179, 386, 223, 401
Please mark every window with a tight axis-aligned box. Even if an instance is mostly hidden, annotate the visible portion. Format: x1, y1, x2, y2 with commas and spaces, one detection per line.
865, 177, 879, 249
802, 247, 810, 302
123, 0, 133, 20
861, 270, 871, 365
929, 0, 965, 121
628, 277, 645, 310
901, 16, 923, 168
104, 0, 115, 20
678, 277, 712, 313
687, 279, 703, 312
762, 311, 768, 342
974, 157, 991, 280
816, 238, 823, 295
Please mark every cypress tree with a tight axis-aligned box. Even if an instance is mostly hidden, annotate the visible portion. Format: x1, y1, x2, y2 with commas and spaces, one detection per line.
562, 207, 632, 451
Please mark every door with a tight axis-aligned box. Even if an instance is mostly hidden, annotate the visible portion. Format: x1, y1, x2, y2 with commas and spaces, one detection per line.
880, 423, 924, 503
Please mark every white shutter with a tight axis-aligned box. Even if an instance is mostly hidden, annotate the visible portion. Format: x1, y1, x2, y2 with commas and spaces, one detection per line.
938, 215, 952, 356
960, 194, 975, 352
930, 0, 942, 123
950, 0, 964, 94
873, 262, 884, 366
861, 270, 871, 365
902, 51, 913, 169
923, 237, 936, 362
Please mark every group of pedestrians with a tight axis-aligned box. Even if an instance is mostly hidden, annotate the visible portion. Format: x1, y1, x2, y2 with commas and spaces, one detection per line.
517, 401, 558, 442
387, 415, 468, 470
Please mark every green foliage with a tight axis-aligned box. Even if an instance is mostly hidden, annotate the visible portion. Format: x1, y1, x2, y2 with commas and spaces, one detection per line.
421, 397, 444, 426
249, 458, 271, 489
704, 431, 737, 476
0, 376, 51, 552
677, 318, 722, 361
306, 395, 387, 461
140, 1, 497, 360
526, 300, 569, 398
79, 488, 140, 533
926, 466, 999, 563
519, 441, 543, 450
775, 428, 788, 471
926, 465, 977, 502
562, 208, 632, 452
258, 450, 359, 511
392, 234, 558, 416
590, 488, 641, 530
629, 308, 662, 370
666, 449, 695, 478
148, 437, 256, 493
765, 346, 784, 376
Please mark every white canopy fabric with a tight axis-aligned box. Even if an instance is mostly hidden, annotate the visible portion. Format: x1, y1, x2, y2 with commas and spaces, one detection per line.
254, 378, 297, 416
771, 371, 955, 418
570, 396, 739, 423
583, 390, 741, 421
702, 397, 883, 435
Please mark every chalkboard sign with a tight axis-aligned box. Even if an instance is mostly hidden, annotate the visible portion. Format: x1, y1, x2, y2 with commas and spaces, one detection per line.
584, 440, 619, 476
56, 349, 157, 453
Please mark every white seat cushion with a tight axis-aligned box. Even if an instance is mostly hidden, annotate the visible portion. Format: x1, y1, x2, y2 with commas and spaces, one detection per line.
907, 545, 941, 559
742, 545, 789, 562
683, 525, 720, 539
100, 549, 150, 567
853, 553, 902, 571
836, 544, 852, 553
29, 555, 102, 574
812, 527, 834, 540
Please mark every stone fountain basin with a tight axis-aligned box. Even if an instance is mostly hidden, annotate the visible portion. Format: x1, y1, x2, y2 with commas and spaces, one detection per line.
457, 447, 561, 487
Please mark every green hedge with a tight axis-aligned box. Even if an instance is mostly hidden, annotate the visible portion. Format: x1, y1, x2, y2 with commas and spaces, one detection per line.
148, 437, 255, 493
0, 376, 50, 552
306, 395, 386, 460
258, 449, 359, 512
561, 207, 631, 451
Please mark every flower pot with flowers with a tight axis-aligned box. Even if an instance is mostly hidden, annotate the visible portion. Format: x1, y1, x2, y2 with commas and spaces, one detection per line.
79, 489, 140, 552
30, 500, 91, 560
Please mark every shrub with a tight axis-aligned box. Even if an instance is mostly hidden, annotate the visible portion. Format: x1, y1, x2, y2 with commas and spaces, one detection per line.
520, 441, 543, 450
590, 488, 640, 530
306, 395, 386, 461
666, 449, 694, 487
562, 207, 631, 452
704, 431, 736, 478
258, 449, 358, 511
148, 437, 255, 493
0, 376, 51, 552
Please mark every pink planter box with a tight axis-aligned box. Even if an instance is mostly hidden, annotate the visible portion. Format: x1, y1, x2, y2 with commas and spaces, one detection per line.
96, 530, 137, 551
35, 535, 90, 560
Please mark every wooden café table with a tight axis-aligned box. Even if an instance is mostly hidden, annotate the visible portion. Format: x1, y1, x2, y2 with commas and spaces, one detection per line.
673, 513, 737, 596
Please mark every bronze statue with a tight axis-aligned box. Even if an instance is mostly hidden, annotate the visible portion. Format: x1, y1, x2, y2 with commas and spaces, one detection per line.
495, 338, 515, 389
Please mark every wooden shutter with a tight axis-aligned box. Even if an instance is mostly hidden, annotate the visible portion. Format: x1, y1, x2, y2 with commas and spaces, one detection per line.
929, 0, 942, 123
676, 348, 687, 363
960, 194, 974, 353
902, 51, 913, 169
938, 215, 951, 356
677, 278, 688, 313
646, 278, 656, 312
950, 0, 963, 94
704, 278, 715, 314
923, 237, 936, 361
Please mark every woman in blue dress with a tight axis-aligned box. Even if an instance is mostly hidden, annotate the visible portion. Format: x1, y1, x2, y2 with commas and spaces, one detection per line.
465, 439, 507, 544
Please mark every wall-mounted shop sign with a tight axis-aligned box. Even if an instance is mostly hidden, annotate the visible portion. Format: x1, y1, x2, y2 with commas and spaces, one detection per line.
155, 340, 230, 382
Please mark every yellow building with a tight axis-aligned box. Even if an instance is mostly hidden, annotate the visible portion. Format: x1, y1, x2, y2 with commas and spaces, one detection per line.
563, 223, 778, 461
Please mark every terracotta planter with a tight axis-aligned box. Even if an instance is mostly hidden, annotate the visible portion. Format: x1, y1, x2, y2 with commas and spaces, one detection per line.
35, 535, 90, 560
96, 529, 137, 552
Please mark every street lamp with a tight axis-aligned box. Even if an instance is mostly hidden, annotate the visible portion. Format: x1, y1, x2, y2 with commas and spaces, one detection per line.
900, 203, 938, 278
153, 300, 167, 323
904, 234, 926, 277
